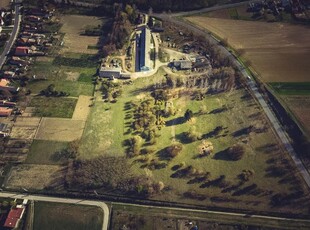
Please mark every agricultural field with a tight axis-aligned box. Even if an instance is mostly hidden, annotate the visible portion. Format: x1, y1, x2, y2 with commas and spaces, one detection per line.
185, 17, 310, 83
33, 202, 103, 230
75, 68, 310, 215
60, 14, 105, 54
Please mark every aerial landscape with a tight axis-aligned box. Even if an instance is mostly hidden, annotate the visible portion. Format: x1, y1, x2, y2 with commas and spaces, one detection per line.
0, 0, 309, 229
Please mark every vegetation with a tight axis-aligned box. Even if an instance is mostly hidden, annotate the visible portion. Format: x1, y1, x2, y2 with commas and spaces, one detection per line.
33, 202, 103, 230
30, 97, 77, 118
269, 82, 310, 95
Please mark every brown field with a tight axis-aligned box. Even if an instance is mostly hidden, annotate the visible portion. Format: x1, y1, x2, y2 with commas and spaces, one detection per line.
35, 117, 85, 142
72, 95, 92, 120
5, 164, 65, 190
281, 95, 310, 135
0, 0, 10, 8
60, 15, 102, 54
186, 17, 310, 82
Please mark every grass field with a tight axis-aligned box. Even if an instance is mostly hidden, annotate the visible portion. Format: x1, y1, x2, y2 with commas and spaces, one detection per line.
186, 17, 310, 83
26, 140, 68, 165
29, 96, 77, 118
5, 164, 64, 190
269, 82, 310, 95
33, 202, 103, 230
78, 68, 310, 214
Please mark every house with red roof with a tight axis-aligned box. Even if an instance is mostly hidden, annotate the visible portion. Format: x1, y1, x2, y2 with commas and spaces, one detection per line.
3, 207, 25, 229
14, 46, 30, 56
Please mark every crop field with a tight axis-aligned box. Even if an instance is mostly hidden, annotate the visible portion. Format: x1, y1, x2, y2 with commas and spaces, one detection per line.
33, 202, 103, 230
186, 17, 310, 83
280, 95, 310, 135
60, 15, 104, 54
5, 164, 65, 190
78, 69, 310, 214
269, 82, 310, 95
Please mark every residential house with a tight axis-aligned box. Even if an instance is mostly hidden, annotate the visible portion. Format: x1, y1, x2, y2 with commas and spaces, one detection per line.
15, 46, 30, 56
9, 56, 29, 66
3, 207, 25, 229
3, 71, 16, 79
0, 79, 19, 93
0, 100, 16, 107
0, 108, 13, 117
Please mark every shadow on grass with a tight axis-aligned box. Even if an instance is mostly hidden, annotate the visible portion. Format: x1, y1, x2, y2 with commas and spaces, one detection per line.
209, 107, 227, 114
231, 126, 252, 137
213, 148, 232, 161
165, 116, 185, 126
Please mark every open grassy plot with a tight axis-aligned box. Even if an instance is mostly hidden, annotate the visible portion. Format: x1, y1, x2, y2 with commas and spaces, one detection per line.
76, 69, 310, 215
29, 96, 77, 118
33, 202, 103, 230
269, 82, 310, 95
28, 80, 93, 97
26, 140, 68, 165
35, 117, 86, 142
5, 164, 65, 190
60, 14, 107, 54
185, 17, 310, 82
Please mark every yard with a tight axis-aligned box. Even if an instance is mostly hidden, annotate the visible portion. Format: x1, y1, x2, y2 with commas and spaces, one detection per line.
33, 202, 103, 230
77, 68, 310, 215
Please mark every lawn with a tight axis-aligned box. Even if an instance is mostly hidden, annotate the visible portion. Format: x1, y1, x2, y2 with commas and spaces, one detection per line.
78, 69, 310, 214
33, 202, 103, 230
29, 96, 77, 118
269, 82, 310, 95
28, 80, 94, 97
26, 140, 68, 165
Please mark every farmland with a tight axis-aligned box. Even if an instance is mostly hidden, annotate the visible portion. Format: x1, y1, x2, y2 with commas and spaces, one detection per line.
185, 17, 310, 83
0, 0, 10, 8
33, 202, 103, 230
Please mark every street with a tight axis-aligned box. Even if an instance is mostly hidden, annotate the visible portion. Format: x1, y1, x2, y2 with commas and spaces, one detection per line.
0, 1, 22, 69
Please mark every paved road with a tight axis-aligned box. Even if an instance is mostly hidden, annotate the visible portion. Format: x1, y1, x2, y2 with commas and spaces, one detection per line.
153, 8, 310, 189
0, 1, 22, 69
0, 192, 110, 230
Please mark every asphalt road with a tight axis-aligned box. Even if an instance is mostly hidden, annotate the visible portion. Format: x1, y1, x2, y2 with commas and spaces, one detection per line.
153, 7, 310, 189
0, 192, 110, 230
0, 1, 22, 69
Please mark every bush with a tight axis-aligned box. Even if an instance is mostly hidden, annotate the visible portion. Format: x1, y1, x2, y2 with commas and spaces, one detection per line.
185, 126, 201, 142
166, 142, 183, 158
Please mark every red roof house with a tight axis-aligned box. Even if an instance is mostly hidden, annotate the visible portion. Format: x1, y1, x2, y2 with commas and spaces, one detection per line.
3, 207, 25, 228
15, 46, 29, 56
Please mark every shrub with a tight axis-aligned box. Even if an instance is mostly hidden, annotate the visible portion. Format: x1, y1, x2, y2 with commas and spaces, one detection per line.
166, 142, 183, 158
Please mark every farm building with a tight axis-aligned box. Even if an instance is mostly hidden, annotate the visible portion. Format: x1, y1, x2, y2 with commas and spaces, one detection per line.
99, 67, 122, 79
135, 26, 152, 72
4, 207, 25, 229
15, 47, 29, 56
173, 60, 192, 70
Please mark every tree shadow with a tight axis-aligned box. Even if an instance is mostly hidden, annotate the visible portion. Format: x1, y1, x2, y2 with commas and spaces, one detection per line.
165, 116, 185, 126
213, 148, 232, 161
231, 126, 252, 137
209, 107, 227, 114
